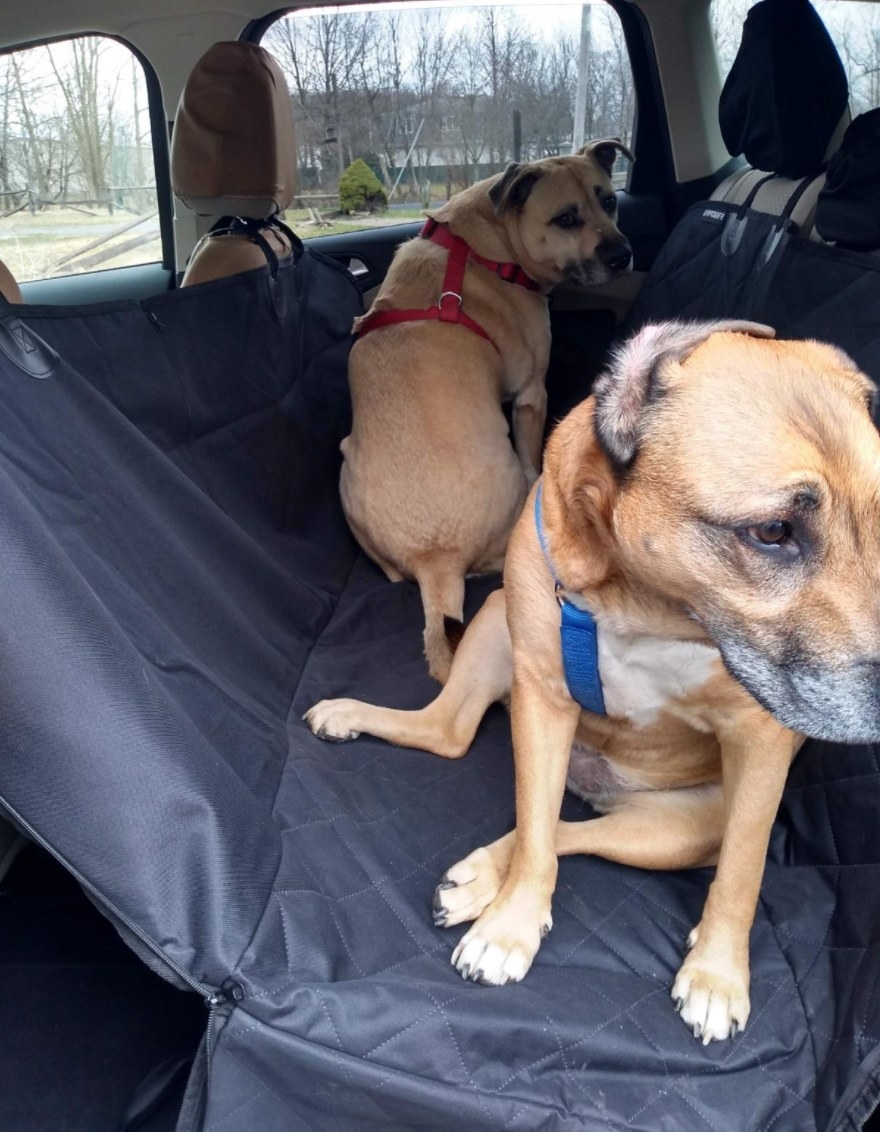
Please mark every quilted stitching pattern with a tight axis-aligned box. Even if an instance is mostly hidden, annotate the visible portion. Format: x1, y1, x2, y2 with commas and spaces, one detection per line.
189, 553, 879, 1131
0, 217, 877, 1129
204, 216, 880, 1130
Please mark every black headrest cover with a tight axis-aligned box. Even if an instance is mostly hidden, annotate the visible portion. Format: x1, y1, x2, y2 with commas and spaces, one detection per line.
719, 0, 848, 178
815, 109, 880, 250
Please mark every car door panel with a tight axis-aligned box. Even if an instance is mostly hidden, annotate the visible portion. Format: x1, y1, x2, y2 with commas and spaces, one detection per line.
20, 264, 175, 307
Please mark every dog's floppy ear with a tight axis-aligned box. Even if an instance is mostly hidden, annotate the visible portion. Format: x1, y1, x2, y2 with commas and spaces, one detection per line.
594, 320, 775, 470
489, 162, 543, 214
578, 138, 635, 176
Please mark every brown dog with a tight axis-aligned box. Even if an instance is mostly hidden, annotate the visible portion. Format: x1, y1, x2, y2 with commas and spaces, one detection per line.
307, 320, 880, 1043
339, 141, 632, 681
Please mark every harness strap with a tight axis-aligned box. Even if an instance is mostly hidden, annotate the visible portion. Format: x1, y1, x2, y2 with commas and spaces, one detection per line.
535, 482, 606, 716
421, 218, 541, 292
355, 219, 539, 351
351, 305, 493, 343
208, 215, 303, 277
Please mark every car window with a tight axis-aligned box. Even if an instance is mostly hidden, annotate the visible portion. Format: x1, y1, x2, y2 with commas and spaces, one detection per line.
261, 2, 635, 240
0, 35, 161, 283
712, 0, 880, 115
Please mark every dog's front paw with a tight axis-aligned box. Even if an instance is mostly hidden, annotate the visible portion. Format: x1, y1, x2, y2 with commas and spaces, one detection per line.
433, 839, 513, 928
449, 890, 552, 986
303, 699, 363, 743
671, 927, 750, 1044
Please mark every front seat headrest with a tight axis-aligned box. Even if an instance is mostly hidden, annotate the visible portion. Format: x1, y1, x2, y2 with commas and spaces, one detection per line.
815, 109, 880, 250
719, 0, 848, 179
0, 259, 23, 305
171, 41, 297, 219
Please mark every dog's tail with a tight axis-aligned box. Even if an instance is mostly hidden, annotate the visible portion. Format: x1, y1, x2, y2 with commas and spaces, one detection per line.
414, 559, 466, 685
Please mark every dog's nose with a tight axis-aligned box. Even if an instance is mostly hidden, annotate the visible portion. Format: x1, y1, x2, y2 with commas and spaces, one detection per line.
598, 242, 632, 272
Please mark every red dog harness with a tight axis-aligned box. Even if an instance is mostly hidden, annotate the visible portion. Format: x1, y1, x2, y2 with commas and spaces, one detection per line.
355, 218, 540, 354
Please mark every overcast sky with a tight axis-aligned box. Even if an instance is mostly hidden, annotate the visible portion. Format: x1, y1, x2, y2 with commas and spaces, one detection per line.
304, 1, 594, 41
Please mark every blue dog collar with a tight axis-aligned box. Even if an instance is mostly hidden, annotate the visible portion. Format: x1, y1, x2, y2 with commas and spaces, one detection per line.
534, 481, 606, 716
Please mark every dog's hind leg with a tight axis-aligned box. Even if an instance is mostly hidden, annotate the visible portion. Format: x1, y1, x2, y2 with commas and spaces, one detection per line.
413, 557, 467, 684
305, 588, 512, 758
435, 784, 724, 931
555, 785, 725, 868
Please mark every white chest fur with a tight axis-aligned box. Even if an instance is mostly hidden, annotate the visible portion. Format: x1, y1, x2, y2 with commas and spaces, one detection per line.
596, 626, 719, 725
551, 585, 719, 726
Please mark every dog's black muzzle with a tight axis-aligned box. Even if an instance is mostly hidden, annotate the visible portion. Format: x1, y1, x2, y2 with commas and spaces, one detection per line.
566, 239, 633, 287
597, 239, 633, 274
720, 636, 880, 743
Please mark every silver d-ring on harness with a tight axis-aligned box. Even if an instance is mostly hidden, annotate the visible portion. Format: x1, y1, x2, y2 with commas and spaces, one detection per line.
437, 291, 463, 308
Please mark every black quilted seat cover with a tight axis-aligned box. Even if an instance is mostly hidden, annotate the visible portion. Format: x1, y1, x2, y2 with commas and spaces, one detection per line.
816, 109, 880, 251
625, 200, 880, 383
0, 248, 877, 1130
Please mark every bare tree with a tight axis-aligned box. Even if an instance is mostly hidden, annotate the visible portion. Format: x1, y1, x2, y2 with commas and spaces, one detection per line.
826, 4, 880, 115
710, 0, 750, 76
0, 58, 15, 196
48, 38, 121, 206
450, 30, 490, 184
522, 33, 577, 158
8, 51, 70, 204
264, 4, 638, 197
598, 6, 635, 144
266, 13, 372, 181
409, 10, 460, 178
352, 11, 405, 184
474, 7, 536, 164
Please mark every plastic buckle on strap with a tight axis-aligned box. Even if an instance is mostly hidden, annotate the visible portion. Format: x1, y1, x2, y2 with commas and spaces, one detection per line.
438, 291, 463, 322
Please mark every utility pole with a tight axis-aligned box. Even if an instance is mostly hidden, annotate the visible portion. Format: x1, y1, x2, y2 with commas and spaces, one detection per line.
331, 71, 344, 179
572, 4, 592, 152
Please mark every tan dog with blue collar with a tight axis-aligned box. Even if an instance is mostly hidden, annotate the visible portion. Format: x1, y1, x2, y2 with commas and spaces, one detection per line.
307, 320, 880, 1043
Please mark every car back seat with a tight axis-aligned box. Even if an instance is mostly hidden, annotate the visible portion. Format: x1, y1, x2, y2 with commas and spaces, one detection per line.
3, 7, 880, 1130
171, 41, 299, 286
622, 0, 880, 370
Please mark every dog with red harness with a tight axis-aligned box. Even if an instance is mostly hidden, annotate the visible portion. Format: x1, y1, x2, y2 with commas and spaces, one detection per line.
338, 141, 633, 681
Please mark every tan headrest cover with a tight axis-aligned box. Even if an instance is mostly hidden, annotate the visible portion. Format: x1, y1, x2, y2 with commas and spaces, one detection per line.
171, 42, 297, 219
824, 108, 852, 164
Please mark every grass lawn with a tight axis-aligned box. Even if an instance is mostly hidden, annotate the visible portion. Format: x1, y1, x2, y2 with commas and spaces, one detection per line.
285, 205, 428, 239
0, 204, 427, 283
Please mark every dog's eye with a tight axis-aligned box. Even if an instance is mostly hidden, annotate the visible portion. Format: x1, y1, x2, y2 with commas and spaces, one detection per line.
552, 211, 582, 229
600, 194, 617, 215
744, 520, 798, 555
750, 520, 790, 544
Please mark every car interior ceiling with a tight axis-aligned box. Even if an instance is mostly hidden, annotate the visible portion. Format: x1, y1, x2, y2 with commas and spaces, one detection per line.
1, 1, 880, 1130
